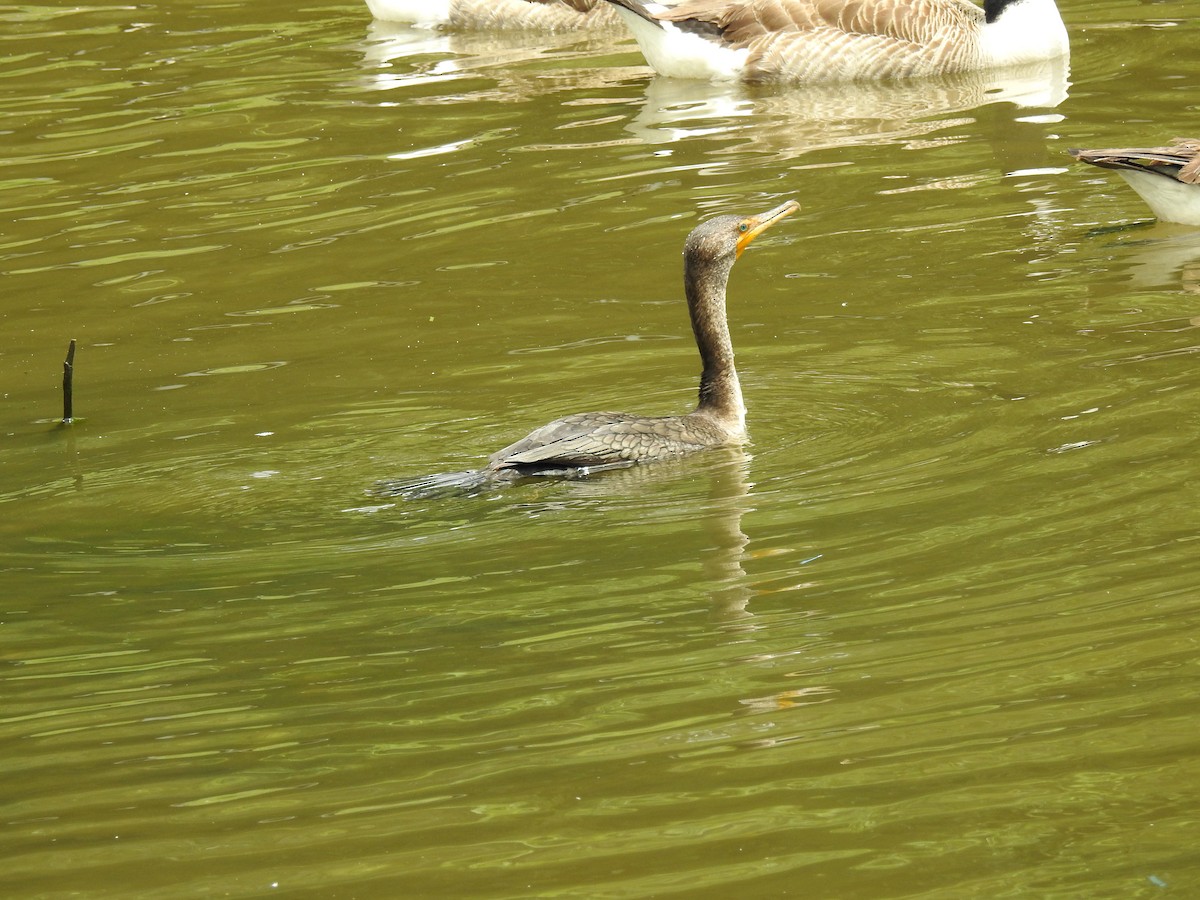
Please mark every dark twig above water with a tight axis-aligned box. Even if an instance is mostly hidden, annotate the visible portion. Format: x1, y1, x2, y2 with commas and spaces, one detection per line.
62, 339, 76, 425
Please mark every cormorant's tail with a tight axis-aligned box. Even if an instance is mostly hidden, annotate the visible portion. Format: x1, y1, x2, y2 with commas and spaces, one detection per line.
370, 468, 493, 500
369, 460, 638, 501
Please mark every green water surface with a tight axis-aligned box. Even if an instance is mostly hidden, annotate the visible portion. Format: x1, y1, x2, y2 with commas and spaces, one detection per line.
2, 2, 1198, 897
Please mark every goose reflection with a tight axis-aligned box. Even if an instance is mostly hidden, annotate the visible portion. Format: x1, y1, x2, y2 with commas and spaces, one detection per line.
624, 57, 1069, 156
357, 19, 638, 96
1079, 225, 1200, 296
1122, 232, 1200, 296
363, 0, 622, 31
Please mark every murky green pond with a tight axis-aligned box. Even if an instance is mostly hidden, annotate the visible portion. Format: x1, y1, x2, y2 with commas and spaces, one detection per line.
3, 1, 1198, 896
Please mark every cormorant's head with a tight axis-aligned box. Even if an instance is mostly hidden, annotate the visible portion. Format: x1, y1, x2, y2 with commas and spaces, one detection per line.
684, 199, 800, 265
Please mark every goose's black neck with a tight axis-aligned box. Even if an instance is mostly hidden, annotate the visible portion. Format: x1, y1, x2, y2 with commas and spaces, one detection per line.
984, 0, 1027, 25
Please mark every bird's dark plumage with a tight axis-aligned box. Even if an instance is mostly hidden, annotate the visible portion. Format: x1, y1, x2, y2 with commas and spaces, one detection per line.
375, 199, 799, 498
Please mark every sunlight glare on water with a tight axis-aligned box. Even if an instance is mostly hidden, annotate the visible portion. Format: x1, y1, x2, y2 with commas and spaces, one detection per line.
1, 1, 1198, 897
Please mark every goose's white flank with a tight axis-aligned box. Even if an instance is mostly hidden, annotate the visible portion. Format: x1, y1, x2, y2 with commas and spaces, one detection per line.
600, 0, 1069, 82
1070, 139, 1200, 227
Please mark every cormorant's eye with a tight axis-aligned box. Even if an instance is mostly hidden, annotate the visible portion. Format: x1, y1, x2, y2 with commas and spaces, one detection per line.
738, 223, 749, 233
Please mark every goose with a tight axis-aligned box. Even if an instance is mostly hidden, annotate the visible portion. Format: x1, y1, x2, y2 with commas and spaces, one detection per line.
1069, 139, 1200, 227
364, 0, 622, 30
598, 0, 1069, 82
375, 199, 799, 498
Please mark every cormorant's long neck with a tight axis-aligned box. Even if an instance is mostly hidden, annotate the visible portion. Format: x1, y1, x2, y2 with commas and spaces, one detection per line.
685, 251, 744, 429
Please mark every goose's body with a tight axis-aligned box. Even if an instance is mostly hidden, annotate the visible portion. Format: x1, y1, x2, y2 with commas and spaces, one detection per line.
1069, 139, 1200, 227
364, 0, 622, 30
601, 0, 1068, 82
377, 200, 799, 498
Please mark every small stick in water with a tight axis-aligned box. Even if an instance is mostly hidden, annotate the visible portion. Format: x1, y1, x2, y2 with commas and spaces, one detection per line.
62, 339, 76, 424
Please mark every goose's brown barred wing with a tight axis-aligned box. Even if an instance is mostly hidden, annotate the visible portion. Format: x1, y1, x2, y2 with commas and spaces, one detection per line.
660, 0, 986, 78
661, 0, 981, 43
1070, 140, 1200, 185
1178, 139, 1200, 184
601, 0, 1066, 82
546, 0, 611, 12
455, 0, 622, 28
811, 0, 982, 43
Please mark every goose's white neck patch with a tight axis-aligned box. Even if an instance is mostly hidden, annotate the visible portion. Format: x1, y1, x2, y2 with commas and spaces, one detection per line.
613, 7, 750, 81
979, 0, 1069, 67
366, 0, 452, 26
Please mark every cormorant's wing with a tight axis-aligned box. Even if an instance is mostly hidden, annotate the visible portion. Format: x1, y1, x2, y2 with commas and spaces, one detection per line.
489, 412, 716, 470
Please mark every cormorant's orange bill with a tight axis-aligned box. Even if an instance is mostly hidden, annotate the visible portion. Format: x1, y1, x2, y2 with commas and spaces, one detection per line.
735, 199, 800, 258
